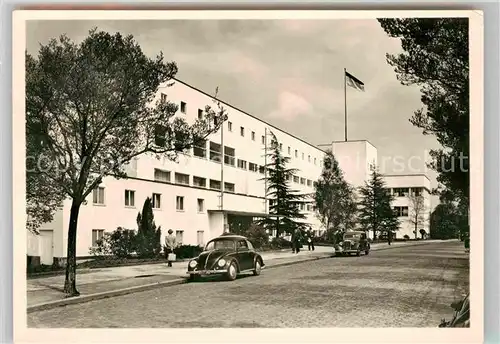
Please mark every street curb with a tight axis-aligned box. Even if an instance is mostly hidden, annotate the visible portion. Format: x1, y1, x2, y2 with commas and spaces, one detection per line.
27, 240, 443, 312
265, 254, 335, 269
27, 278, 187, 313
369, 240, 442, 252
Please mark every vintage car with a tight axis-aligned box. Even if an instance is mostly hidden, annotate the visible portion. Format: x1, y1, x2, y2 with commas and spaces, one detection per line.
336, 231, 370, 256
186, 235, 265, 281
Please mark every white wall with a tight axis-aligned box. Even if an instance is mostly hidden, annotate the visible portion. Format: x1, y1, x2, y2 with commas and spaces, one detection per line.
331, 140, 376, 189
27, 205, 65, 258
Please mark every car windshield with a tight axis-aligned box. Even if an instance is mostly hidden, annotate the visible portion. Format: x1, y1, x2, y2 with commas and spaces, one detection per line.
344, 233, 360, 240
204, 239, 235, 251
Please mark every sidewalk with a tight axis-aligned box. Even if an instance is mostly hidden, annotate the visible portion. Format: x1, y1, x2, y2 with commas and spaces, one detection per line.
27, 239, 445, 311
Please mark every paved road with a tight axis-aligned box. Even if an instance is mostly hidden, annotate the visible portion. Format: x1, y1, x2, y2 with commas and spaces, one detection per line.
28, 241, 469, 328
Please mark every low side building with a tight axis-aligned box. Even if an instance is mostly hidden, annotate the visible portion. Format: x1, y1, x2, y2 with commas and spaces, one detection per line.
383, 174, 432, 239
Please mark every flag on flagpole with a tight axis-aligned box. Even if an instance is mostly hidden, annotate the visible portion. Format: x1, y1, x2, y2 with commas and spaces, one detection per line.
345, 71, 365, 91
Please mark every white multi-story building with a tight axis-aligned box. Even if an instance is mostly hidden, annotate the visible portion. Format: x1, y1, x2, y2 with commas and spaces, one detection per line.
27, 79, 433, 266
384, 174, 432, 239
27, 79, 325, 265
327, 141, 432, 239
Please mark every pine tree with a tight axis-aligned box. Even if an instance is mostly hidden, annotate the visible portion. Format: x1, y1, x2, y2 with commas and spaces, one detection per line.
378, 19, 469, 206
358, 169, 399, 239
314, 150, 357, 241
136, 197, 162, 258
258, 131, 307, 238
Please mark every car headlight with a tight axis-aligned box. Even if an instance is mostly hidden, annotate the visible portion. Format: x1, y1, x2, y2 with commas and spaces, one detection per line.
189, 260, 197, 268
217, 259, 226, 267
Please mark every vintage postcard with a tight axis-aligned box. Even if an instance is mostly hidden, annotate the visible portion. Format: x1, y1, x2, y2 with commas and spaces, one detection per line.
13, 9, 483, 343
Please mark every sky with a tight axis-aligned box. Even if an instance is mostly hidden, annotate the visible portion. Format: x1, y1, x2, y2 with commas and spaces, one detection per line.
25, 19, 441, 204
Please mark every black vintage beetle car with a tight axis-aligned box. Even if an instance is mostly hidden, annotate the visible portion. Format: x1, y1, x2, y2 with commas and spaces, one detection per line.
186, 235, 265, 281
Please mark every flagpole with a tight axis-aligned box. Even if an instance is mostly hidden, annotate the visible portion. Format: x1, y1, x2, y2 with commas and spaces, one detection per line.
264, 127, 268, 215
344, 67, 347, 142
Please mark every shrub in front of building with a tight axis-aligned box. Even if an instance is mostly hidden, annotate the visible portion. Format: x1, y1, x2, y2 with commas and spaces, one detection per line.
88, 228, 137, 259
135, 197, 163, 258
269, 237, 292, 250
108, 228, 137, 258
88, 234, 113, 258
245, 223, 269, 249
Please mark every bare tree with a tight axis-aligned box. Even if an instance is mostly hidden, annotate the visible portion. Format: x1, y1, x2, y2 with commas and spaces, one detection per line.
408, 194, 427, 239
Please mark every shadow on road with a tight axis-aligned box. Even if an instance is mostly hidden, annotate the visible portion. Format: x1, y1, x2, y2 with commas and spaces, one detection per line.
187, 273, 256, 283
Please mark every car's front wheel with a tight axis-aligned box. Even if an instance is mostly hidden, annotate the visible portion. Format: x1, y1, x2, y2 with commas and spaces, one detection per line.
253, 260, 262, 276
226, 261, 238, 281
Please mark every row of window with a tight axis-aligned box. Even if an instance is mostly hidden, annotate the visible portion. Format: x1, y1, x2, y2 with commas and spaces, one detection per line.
160, 94, 322, 167
268, 199, 315, 212
92, 228, 206, 247
389, 187, 424, 197
154, 166, 315, 190
393, 206, 409, 217
154, 169, 236, 192
96, 185, 318, 214
93, 184, 420, 217
94, 186, 207, 212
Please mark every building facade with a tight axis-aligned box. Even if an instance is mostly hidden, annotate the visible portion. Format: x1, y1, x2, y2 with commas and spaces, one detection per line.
328, 141, 432, 240
27, 79, 325, 265
384, 174, 432, 239
27, 79, 433, 265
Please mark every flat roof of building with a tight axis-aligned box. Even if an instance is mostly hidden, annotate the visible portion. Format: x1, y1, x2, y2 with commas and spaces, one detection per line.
382, 173, 431, 181
331, 139, 377, 148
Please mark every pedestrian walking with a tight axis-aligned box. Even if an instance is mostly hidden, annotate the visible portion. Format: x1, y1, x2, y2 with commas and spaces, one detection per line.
291, 228, 302, 254
387, 230, 392, 246
307, 230, 315, 251
164, 229, 177, 267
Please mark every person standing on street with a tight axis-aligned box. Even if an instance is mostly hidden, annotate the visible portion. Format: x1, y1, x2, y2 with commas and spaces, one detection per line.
291, 228, 302, 254
307, 230, 315, 251
164, 229, 177, 267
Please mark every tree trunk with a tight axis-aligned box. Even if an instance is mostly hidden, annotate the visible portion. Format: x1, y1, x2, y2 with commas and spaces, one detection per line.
373, 228, 376, 241
63, 199, 82, 297
275, 216, 280, 238
414, 221, 418, 239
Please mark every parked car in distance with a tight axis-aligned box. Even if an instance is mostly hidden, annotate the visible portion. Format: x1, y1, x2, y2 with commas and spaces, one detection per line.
186, 235, 265, 281
336, 231, 370, 256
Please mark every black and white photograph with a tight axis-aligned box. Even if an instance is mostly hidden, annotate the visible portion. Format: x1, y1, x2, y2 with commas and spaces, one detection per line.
13, 9, 483, 342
